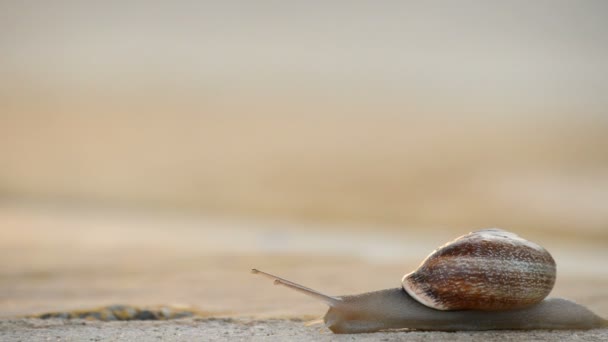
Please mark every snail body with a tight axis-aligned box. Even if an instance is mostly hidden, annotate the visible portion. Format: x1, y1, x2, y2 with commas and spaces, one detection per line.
252, 229, 607, 333
324, 288, 605, 333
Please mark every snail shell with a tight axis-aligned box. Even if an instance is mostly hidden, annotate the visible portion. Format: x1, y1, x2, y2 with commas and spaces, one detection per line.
402, 228, 556, 311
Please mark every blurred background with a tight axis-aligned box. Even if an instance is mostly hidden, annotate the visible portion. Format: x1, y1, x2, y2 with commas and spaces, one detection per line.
1, 1, 607, 319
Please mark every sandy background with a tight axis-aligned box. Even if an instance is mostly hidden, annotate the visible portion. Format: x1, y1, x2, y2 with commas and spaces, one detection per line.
1, 205, 607, 319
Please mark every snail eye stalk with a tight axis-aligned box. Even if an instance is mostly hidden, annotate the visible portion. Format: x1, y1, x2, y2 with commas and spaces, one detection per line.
251, 269, 342, 307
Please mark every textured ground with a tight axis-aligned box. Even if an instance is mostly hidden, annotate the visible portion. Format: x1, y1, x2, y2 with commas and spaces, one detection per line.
1, 318, 608, 342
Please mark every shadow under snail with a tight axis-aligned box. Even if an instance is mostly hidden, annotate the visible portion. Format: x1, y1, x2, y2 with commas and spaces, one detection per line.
252, 228, 607, 334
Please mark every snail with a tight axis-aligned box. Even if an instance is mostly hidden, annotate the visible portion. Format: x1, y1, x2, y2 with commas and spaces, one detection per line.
252, 228, 607, 333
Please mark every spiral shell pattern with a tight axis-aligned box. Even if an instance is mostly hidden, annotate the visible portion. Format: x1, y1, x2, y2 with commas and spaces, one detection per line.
402, 228, 556, 311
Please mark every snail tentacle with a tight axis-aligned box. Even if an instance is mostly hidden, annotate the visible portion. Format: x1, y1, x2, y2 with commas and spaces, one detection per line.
251, 269, 342, 306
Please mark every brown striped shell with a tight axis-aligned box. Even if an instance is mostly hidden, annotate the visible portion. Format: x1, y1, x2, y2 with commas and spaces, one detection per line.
402, 229, 556, 311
